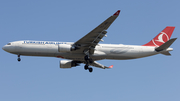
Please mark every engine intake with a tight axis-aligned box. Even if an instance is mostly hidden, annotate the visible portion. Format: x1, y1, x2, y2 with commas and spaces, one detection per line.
60, 60, 80, 68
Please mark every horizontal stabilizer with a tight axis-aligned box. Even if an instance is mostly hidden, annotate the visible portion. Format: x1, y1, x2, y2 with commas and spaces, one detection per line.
160, 51, 171, 56
155, 38, 177, 52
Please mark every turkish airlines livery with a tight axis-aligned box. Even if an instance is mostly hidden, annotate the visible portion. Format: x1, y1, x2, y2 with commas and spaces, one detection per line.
2, 10, 177, 72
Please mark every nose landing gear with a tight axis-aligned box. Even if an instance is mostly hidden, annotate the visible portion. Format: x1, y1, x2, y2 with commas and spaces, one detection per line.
17, 54, 21, 62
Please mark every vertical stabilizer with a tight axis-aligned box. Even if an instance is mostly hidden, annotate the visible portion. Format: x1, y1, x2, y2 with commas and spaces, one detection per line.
143, 26, 175, 47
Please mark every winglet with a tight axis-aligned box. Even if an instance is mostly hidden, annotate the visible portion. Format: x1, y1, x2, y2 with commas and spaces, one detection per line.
113, 10, 120, 16
109, 65, 113, 68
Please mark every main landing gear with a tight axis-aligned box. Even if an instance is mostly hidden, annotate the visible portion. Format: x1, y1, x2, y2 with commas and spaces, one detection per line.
84, 64, 93, 72
17, 54, 21, 62
84, 55, 93, 73
84, 55, 93, 64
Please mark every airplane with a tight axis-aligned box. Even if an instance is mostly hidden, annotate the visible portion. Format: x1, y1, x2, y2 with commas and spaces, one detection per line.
2, 10, 177, 73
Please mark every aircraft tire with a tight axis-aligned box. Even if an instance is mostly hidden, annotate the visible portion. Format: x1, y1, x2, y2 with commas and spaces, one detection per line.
17, 58, 21, 62
89, 67, 93, 72
84, 65, 89, 70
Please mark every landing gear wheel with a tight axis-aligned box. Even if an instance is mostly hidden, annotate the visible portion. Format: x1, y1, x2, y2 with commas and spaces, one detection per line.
17, 58, 21, 62
84, 65, 89, 70
84, 54, 93, 72
17, 54, 21, 62
88, 67, 93, 73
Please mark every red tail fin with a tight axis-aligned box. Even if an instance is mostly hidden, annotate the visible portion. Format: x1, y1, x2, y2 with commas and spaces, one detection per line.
143, 26, 175, 47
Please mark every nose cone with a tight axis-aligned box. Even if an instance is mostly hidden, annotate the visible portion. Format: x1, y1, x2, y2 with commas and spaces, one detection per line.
2, 45, 11, 52
2, 45, 6, 51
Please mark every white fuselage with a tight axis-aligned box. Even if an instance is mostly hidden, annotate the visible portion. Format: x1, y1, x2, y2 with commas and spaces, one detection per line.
3, 40, 172, 61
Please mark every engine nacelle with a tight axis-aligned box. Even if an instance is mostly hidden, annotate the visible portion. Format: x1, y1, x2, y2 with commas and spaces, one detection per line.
58, 44, 76, 52
60, 60, 79, 68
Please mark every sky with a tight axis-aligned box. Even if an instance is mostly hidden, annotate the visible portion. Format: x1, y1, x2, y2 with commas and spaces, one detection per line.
0, 0, 180, 101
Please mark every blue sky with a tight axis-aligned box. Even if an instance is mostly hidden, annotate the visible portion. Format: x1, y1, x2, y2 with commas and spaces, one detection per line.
0, 0, 180, 101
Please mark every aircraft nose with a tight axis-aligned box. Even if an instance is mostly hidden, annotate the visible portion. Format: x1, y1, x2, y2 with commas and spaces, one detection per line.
2, 45, 6, 51
2, 45, 11, 52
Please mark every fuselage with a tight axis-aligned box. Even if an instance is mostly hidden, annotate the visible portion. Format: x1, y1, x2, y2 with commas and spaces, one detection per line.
3, 40, 172, 61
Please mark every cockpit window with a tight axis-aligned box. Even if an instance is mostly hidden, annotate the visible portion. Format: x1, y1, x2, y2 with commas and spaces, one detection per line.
7, 43, 11, 45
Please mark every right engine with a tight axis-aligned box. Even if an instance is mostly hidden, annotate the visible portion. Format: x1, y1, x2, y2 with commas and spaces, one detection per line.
60, 60, 80, 68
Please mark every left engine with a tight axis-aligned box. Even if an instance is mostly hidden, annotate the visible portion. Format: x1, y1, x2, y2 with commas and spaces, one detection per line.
60, 60, 80, 68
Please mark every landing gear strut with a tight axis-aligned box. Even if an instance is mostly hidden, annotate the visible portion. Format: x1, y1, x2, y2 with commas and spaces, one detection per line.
83, 49, 94, 72
84, 55, 93, 73
84, 55, 93, 64
17, 54, 21, 62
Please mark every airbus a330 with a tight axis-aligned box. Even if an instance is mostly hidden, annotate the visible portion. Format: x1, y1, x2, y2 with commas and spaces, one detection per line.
2, 10, 177, 72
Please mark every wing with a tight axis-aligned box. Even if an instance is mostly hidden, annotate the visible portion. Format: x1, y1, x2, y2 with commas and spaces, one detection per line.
89, 61, 113, 69
73, 10, 120, 54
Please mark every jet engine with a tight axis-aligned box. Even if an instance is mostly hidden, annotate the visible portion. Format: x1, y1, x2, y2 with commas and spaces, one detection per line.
58, 44, 76, 52
60, 60, 80, 68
